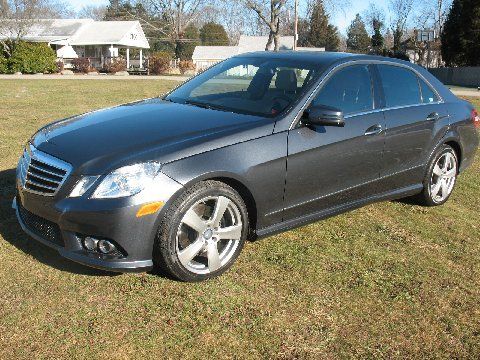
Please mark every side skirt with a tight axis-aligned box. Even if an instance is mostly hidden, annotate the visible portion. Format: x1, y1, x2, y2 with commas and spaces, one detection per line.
254, 183, 423, 239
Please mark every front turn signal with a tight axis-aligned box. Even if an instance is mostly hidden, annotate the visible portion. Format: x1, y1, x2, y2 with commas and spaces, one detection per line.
136, 201, 164, 218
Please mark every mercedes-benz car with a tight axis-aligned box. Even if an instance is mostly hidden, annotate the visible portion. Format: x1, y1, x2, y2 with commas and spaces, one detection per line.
13, 52, 479, 282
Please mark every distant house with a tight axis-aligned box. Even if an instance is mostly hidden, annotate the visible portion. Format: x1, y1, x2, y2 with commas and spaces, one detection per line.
0, 19, 150, 69
192, 35, 325, 71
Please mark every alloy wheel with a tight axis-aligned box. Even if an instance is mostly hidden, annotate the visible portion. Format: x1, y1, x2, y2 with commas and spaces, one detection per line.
429, 151, 457, 203
175, 195, 243, 275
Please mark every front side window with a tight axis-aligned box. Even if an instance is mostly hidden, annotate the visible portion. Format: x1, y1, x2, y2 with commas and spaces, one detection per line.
166, 57, 322, 117
377, 65, 421, 107
312, 65, 373, 115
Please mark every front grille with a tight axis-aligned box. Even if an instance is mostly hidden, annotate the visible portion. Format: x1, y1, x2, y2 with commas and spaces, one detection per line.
18, 202, 64, 247
18, 144, 71, 196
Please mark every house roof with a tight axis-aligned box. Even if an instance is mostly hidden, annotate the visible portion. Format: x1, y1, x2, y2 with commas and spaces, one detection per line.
238, 35, 295, 52
192, 46, 238, 61
0, 19, 150, 49
192, 35, 324, 62
71, 21, 149, 48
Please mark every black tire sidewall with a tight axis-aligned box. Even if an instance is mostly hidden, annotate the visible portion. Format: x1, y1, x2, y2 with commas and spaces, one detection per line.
154, 181, 249, 282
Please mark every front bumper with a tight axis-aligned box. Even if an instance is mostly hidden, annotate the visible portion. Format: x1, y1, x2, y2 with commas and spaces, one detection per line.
13, 171, 184, 272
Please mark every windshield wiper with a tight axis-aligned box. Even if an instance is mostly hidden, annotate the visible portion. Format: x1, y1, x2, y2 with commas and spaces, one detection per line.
184, 100, 231, 112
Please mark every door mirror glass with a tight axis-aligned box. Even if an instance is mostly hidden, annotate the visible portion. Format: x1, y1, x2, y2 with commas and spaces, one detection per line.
304, 105, 345, 127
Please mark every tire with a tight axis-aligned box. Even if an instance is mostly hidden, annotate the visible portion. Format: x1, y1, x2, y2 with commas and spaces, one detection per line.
414, 144, 458, 206
153, 180, 249, 282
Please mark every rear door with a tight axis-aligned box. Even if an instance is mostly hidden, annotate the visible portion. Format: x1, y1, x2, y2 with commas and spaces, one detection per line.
376, 64, 449, 189
283, 64, 385, 221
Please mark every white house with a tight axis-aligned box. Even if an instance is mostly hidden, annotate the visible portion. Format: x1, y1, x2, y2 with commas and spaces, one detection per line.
192, 35, 325, 71
0, 19, 150, 69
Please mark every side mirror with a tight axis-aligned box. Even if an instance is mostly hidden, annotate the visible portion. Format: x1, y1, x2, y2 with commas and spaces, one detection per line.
303, 105, 345, 127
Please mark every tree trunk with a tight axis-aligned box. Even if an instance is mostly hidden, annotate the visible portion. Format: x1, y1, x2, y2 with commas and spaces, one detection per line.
274, 31, 280, 51
265, 31, 274, 51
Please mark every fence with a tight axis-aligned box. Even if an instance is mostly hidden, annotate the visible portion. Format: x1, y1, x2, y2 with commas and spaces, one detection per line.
429, 67, 480, 88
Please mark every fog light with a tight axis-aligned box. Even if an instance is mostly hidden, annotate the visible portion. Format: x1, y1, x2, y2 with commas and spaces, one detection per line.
97, 239, 116, 254
83, 236, 98, 251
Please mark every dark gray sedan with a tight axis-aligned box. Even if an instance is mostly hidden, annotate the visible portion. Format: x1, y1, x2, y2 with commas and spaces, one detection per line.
14, 52, 479, 281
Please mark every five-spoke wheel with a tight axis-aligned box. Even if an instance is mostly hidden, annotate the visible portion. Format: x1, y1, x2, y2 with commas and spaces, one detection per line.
176, 196, 243, 274
429, 151, 457, 204
153, 180, 248, 282
414, 144, 458, 206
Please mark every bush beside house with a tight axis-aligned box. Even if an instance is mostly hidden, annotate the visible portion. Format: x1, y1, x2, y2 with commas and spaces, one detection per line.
0, 52, 7, 73
104, 57, 127, 73
148, 52, 171, 75
6, 42, 57, 74
0, 41, 57, 74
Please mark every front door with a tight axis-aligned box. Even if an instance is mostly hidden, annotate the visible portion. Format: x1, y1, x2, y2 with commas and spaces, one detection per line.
283, 64, 385, 221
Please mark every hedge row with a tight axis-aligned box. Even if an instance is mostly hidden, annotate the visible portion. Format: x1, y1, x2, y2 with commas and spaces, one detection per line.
0, 41, 57, 74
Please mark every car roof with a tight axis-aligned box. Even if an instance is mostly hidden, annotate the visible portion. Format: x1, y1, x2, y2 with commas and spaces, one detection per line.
235, 50, 413, 68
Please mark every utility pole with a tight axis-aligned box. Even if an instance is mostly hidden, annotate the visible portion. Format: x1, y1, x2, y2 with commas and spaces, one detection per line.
293, 0, 298, 50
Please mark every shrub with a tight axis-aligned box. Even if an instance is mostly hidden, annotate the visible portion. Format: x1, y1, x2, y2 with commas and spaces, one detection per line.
178, 60, 195, 74
148, 51, 171, 75
0, 53, 7, 74
104, 57, 127, 73
72, 57, 93, 73
56, 60, 64, 73
8, 41, 57, 74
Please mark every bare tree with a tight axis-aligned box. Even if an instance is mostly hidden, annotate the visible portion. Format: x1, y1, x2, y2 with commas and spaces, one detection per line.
242, 0, 288, 51
0, 0, 71, 54
363, 2, 385, 35
388, 0, 413, 52
77, 4, 107, 20
142, 0, 206, 41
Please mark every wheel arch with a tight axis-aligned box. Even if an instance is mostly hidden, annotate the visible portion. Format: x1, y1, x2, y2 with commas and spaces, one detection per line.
444, 140, 462, 170
209, 176, 258, 237
173, 172, 259, 239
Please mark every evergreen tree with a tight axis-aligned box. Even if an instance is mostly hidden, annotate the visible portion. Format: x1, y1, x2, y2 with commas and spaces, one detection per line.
442, 0, 480, 66
307, 0, 340, 51
176, 24, 199, 60
371, 19, 384, 54
346, 14, 370, 53
441, 0, 464, 65
199, 22, 229, 46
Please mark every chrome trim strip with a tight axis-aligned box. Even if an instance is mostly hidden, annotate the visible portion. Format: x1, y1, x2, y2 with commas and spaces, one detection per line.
28, 163, 65, 178
19, 144, 72, 197
289, 59, 445, 130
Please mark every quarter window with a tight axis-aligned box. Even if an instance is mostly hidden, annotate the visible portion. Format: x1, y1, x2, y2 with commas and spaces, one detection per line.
419, 78, 439, 103
312, 65, 373, 115
377, 65, 421, 107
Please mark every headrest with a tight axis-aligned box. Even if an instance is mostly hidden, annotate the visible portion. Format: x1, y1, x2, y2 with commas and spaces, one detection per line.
275, 70, 297, 92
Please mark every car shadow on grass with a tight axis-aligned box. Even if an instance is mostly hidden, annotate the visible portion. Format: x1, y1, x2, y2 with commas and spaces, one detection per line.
0, 168, 120, 277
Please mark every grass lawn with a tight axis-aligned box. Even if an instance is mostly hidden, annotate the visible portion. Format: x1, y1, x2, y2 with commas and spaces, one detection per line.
0, 80, 479, 359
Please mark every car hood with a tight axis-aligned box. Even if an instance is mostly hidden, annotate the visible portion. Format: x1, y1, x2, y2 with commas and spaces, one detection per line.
31, 98, 274, 175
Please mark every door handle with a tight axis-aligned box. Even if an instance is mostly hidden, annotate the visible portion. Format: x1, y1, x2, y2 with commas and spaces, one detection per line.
364, 124, 383, 136
426, 112, 440, 121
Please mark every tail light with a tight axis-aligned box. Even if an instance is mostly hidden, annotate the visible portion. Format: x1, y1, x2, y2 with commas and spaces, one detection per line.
473, 109, 480, 128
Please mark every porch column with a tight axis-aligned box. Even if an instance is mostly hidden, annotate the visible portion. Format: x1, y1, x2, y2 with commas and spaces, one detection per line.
126, 47, 130, 69
140, 49, 143, 69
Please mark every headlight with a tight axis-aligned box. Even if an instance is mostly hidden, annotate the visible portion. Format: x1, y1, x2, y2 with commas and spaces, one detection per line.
91, 162, 161, 199
70, 176, 100, 197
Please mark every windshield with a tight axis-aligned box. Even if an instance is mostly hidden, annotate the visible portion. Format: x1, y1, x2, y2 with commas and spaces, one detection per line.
165, 56, 323, 117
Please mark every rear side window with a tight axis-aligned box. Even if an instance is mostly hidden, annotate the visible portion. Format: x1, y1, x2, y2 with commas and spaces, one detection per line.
377, 65, 421, 107
419, 78, 439, 103
312, 65, 373, 115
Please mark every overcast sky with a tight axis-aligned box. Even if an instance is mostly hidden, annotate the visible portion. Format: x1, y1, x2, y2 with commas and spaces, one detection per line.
64, 0, 392, 34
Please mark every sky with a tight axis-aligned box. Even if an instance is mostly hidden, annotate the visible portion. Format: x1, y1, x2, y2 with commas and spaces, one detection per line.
64, 0, 392, 34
